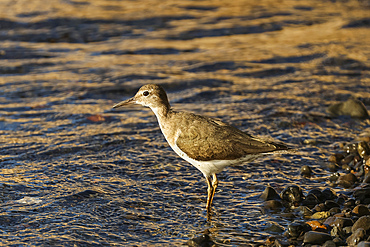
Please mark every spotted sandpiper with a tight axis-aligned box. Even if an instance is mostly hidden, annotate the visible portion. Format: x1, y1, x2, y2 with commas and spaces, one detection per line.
113, 84, 288, 219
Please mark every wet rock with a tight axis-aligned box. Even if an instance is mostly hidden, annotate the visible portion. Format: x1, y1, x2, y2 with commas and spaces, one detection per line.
336, 194, 347, 205
341, 154, 355, 166
353, 205, 370, 217
330, 225, 346, 239
300, 165, 313, 178
324, 216, 337, 226
322, 188, 338, 201
324, 200, 339, 210
329, 207, 341, 215
363, 172, 370, 183
333, 217, 354, 228
344, 198, 356, 208
353, 187, 370, 204
265, 222, 285, 233
345, 143, 360, 154
357, 141, 370, 158
338, 173, 358, 188
187, 229, 214, 247
333, 237, 347, 246
328, 153, 345, 164
301, 194, 319, 208
311, 211, 331, 219
308, 189, 325, 202
329, 172, 340, 182
303, 231, 332, 245
352, 215, 370, 232
322, 240, 337, 247
280, 185, 304, 205
327, 97, 370, 120
347, 228, 366, 246
263, 200, 283, 211
326, 162, 340, 172
260, 186, 281, 201
299, 206, 314, 217
358, 241, 370, 247
342, 164, 352, 172
287, 221, 311, 238
314, 203, 326, 212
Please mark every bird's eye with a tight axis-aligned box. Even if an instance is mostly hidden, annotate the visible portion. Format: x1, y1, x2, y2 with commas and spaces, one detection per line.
143, 91, 149, 96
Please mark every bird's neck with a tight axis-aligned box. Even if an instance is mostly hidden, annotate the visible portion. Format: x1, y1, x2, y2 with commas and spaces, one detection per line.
151, 104, 171, 122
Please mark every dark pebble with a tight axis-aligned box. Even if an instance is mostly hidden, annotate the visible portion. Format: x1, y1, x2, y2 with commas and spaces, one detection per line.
328, 153, 345, 163
299, 206, 313, 217
300, 165, 313, 178
322, 188, 337, 200
341, 154, 355, 165
353, 205, 370, 217
333, 217, 354, 229
333, 237, 347, 246
314, 203, 325, 212
325, 200, 339, 210
344, 198, 356, 208
260, 186, 281, 201
308, 189, 325, 202
303, 231, 332, 245
287, 222, 311, 238
265, 222, 285, 233
337, 173, 358, 188
326, 162, 340, 172
353, 187, 370, 204
352, 215, 370, 232
329, 172, 340, 182
329, 207, 341, 215
342, 163, 352, 172
280, 185, 304, 205
347, 228, 366, 246
301, 194, 319, 208
322, 240, 337, 247
323, 216, 336, 226
187, 230, 214, 247
336, 194, 347, 205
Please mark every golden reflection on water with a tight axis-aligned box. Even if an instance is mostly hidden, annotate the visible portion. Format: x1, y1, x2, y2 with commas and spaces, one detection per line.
0, 0, 369, 245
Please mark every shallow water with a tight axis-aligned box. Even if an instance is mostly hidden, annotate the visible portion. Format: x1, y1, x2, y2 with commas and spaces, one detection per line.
0, 0, 370, 246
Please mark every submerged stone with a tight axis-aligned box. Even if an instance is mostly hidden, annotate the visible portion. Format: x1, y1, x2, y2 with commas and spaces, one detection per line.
300, 165, 313, 178
327, 97, 370, 119
260, 186, 281, 201
303, 231, 332, 245
280, 185, 304, 205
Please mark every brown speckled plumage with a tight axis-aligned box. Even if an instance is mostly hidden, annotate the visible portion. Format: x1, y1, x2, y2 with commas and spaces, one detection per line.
113, 84, 289, 220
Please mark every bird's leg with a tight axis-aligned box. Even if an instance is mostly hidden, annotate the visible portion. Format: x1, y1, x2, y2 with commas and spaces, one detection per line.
205, 174, 219, 220
210, 174, 218, 207
206, 176, 213, 218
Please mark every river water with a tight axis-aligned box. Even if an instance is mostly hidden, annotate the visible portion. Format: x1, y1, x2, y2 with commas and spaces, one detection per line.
0, 0, 369, 246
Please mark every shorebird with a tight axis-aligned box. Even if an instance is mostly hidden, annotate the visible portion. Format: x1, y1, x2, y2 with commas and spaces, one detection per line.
113, 84, 288, 219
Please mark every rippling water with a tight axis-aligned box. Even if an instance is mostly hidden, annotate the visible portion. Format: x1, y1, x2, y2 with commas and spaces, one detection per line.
0, 0, 369, 245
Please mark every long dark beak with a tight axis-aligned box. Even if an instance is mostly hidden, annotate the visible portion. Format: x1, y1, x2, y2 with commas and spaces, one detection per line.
112, 97, 135, 109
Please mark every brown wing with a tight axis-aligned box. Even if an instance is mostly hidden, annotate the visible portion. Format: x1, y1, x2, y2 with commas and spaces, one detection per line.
175, 113, 287, 161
